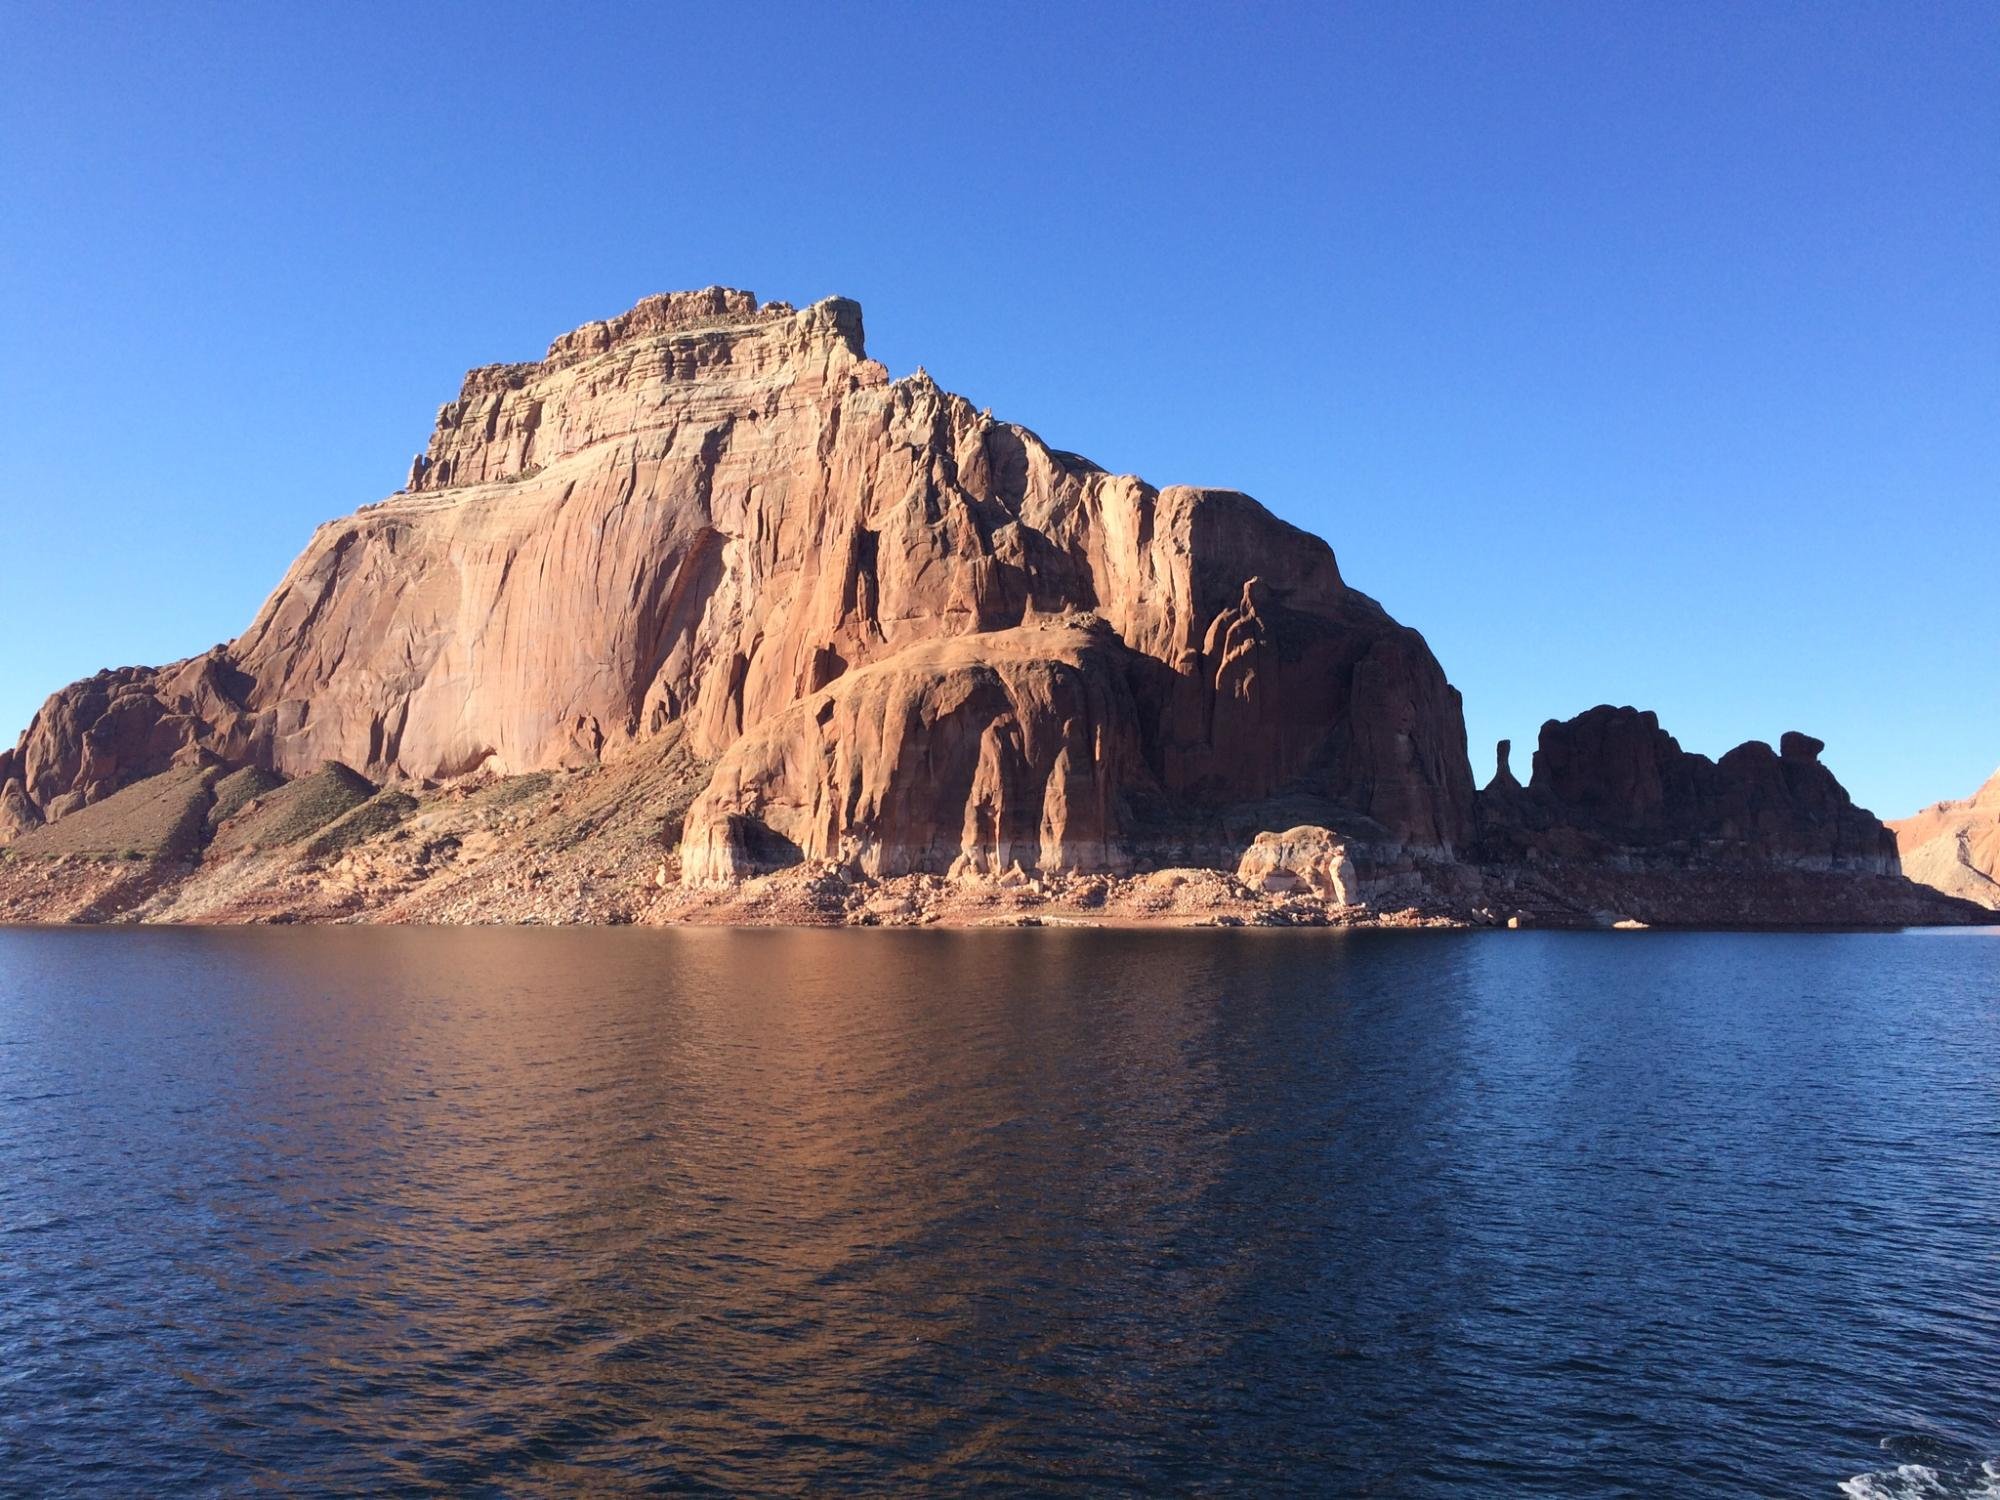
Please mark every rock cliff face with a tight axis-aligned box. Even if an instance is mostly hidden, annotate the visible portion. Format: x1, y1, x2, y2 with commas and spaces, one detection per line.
1891, 771, 2000, 909
0, 288, 1476, 880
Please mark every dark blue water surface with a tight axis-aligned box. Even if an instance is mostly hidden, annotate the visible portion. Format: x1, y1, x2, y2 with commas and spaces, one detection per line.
2, 926, 1997, 1497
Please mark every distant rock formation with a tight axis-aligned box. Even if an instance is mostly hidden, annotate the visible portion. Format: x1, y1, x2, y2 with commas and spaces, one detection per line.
1479, 708, 1896, 873
1890, 771, 2000, 909
1464, 706, 1952, 926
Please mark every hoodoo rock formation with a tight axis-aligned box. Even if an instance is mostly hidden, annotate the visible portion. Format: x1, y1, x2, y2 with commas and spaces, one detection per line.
1470, 707, 1962, 926
1478, 708, 1896, 871
1891, 771, 2000, 910
0, 288, 1986, 928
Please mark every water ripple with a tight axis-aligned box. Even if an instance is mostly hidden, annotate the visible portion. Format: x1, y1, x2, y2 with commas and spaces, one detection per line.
0, 925, 1996, 1494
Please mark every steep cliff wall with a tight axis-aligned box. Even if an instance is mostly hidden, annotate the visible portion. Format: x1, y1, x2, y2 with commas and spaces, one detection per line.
0, 288, 1476, 879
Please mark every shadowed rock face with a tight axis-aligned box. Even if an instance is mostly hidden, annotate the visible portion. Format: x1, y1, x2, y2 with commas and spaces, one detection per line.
0, 288, 1477, 877
1891, 771, 2000, 909
1477, 706, 1898, 874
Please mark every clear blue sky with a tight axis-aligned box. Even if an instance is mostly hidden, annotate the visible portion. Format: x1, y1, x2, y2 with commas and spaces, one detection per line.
3, 2, 1994, 819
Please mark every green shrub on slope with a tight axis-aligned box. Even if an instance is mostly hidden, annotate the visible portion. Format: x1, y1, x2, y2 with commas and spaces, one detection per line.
214, 762, 377, 851
303, 788, 419, 859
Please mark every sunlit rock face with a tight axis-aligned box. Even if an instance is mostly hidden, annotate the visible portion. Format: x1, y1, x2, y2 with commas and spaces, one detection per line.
1236, 826, 1362, 905
1892, 770, 2000, 909
0, 288, 1477, 878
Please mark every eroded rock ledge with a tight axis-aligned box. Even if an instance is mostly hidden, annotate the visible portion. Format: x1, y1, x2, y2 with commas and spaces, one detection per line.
0, 288, 1987, 929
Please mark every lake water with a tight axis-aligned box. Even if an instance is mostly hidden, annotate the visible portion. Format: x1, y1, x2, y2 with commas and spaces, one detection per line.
1, 926, 1996, 1496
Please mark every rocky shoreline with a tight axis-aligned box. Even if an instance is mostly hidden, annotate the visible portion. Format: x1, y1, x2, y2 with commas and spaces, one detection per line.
1, 756, 1983, 931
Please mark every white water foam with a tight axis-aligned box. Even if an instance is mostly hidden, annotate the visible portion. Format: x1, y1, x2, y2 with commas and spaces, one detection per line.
1840, 1458, 2000, 1500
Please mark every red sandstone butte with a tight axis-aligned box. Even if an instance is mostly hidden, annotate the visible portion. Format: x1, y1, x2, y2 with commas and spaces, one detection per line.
1, 289, 1472, 883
